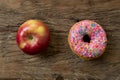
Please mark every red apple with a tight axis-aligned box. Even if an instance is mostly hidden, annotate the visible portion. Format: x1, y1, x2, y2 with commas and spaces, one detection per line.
16, 20, 50, 55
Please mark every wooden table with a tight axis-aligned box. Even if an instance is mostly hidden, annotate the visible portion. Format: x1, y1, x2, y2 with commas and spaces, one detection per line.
0, 0, 120, 80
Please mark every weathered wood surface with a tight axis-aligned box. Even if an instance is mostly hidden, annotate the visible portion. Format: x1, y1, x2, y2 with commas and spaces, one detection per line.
0, 0, 120, 80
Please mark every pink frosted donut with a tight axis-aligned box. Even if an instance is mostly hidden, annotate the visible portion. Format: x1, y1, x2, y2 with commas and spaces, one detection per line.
68, 20, 107, 60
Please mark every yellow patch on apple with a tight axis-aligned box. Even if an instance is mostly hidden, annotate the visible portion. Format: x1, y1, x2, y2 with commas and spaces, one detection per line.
27, 20, 38, 25
35, 26, 45, 36
20, 42, 26, 49
26, 20, 38, 30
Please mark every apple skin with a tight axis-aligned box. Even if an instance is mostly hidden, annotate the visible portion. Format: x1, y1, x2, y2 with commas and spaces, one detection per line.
16, 20, 50, 55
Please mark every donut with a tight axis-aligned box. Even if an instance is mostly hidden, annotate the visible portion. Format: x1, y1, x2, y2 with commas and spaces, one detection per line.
68, 20, 107, 60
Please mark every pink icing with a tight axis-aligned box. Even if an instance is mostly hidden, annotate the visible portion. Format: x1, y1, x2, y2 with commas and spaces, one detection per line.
69, 20, 107, 59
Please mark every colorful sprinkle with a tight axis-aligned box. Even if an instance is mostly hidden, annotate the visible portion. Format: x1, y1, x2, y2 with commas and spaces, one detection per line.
91, 23, 96, 27
68, 20, 107, 60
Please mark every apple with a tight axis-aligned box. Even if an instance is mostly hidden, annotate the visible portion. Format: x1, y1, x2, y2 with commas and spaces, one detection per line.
16, 20, 50, 55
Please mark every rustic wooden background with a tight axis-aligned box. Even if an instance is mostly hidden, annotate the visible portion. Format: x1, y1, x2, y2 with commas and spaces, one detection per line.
0, 0, 120, 80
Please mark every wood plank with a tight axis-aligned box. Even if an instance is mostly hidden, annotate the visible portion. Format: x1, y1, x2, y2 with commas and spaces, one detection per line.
0, 0, 120, 80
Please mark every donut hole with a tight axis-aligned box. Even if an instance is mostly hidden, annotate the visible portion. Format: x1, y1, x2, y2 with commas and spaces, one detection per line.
83, 34, 91, 43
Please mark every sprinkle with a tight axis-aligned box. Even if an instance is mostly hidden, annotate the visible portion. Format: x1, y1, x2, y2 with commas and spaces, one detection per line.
91, 23, 96, 27
69, 20, 107, 60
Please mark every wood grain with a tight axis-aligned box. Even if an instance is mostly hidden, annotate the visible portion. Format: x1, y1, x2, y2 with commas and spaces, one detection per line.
0, 0, 120, 80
